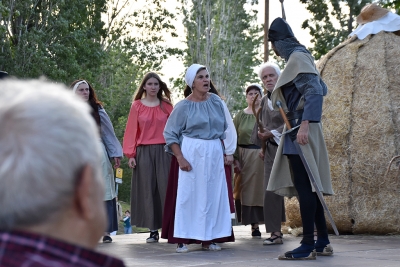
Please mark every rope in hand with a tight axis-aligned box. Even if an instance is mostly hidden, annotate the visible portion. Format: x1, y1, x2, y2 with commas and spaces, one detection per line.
279, 0, 286, 20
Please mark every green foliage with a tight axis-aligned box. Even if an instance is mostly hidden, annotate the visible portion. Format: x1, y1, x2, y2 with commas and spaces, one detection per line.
0, 0, 107, 83
180, 0, 263, 113
299, 0, 373, 60
94, 0, 182, 202
0, 0, 182, 203
381, 0, 400, 13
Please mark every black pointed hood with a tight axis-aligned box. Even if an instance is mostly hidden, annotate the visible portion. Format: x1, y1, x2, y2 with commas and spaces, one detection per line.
268, 18, 295, 42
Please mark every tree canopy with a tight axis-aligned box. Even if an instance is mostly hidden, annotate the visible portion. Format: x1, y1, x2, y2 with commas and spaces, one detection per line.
180, 0, 263, 112
0, 0, 107, 82
381, 0, 400, 11
0, 0, 181, 202
299, 0, 373, 60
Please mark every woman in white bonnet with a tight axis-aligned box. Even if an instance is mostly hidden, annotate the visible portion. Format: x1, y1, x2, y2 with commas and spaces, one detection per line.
161, 64, 236, 253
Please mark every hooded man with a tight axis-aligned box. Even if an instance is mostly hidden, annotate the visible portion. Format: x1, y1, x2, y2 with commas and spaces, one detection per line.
267, 18, 334, 260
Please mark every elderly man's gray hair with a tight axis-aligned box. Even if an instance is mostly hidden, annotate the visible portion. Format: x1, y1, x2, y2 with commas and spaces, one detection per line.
0, 79, 103, 230
257, 62, 281, 80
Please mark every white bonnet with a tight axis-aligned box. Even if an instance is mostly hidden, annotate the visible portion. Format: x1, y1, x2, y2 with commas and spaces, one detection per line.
72, 80, 89, 93
185, 64, 209, 88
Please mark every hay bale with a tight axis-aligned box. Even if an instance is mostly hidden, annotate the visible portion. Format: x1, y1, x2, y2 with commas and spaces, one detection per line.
316, 31, 400, 234
283, 197, 301, 229
281, 225, 291, 234
290, 227, 303, 237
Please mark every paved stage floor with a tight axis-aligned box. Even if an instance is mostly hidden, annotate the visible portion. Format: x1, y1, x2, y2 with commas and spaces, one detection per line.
97, 225, 400, 267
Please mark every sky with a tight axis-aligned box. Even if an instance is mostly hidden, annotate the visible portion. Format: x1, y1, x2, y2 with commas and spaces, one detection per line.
258, 0, 312, 47
159, 0, 312, 82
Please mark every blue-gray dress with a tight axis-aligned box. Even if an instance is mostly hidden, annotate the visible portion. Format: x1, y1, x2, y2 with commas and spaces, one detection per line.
163, 93, 232, 240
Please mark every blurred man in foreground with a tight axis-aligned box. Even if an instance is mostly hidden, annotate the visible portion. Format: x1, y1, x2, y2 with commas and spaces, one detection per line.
0, 79, 126, 267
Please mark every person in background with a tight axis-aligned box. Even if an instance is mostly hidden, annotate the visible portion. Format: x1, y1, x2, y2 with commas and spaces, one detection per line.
251, 62, 286, 246
162, 64, 236, 253
123, 72, 173, 243
267, 17, 334, 260
187, 80, 236, 215
233, 84, 265, 239
0, 79, 125, 267
123, 210, 132, 234
71, 79, 123, 244
116, 198, 123, 222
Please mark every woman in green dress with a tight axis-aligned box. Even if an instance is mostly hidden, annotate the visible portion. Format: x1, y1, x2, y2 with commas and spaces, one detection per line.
233, 84, 265, 238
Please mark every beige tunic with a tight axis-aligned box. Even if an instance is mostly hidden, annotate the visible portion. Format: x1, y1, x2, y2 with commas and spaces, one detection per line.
234, 111, 264, 207
251, 96, 285, 148
267, 52, 334, 198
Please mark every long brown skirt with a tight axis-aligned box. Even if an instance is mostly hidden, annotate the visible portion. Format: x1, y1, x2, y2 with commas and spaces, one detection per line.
235, 201, 264, 225
161, 156, 235, 245
235, 147, 265, 225
130, 144, 171, 230
225, 164, 235, 213
263, 142, 286, 233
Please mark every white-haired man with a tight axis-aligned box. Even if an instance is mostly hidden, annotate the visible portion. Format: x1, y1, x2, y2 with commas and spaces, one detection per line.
0, 80, 126, 267
251, 62, 286, 246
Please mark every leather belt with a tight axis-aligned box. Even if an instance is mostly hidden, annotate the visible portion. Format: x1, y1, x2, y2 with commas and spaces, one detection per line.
238, 144, 261, 149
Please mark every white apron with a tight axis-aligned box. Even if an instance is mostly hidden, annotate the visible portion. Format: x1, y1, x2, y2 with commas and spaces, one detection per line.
173, 136, 232, 240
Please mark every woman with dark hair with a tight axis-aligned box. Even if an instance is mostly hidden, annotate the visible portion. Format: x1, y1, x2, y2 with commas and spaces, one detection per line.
71, 79, 123, 243
233, 84, 265, 239
162, 64, 236, 253
123, 72, 173, 243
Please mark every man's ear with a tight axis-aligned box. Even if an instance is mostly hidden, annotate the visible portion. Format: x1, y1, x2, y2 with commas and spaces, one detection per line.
73, 165, 96, 220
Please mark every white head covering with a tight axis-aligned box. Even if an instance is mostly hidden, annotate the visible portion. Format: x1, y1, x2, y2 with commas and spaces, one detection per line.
349, 4, 400, 40
185, 64, 208, 89
72, 80, 89, 93
349, 12, 400, 40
